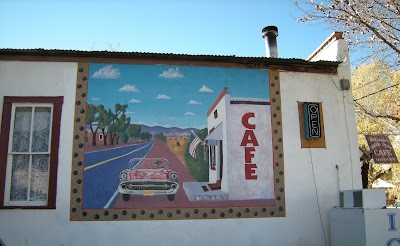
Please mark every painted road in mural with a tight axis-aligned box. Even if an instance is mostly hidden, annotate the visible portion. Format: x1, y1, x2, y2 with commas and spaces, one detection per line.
83, 140, 154, 208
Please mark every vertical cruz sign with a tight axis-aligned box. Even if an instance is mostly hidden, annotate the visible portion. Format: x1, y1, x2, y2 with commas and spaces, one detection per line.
303, 102, 321, 140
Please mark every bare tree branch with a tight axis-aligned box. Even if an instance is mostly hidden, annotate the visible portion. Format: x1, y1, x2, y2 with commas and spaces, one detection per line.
293, 0, 400, 67
355, 101, 400, 123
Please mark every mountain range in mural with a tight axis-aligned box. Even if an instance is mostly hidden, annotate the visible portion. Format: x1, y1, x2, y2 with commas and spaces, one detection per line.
140, 125, 200, 137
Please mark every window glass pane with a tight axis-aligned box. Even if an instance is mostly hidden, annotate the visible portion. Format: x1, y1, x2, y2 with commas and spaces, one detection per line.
12, 107, 32, 152
30, 154, 49, 201
32, 107, 51, 152
10, 154, 29, 201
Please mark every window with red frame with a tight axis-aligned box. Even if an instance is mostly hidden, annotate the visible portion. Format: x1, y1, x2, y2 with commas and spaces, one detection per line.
0, 97, 63, 209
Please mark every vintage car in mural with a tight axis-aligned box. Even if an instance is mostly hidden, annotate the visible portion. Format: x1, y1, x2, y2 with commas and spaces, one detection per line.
118, 158, 179, 202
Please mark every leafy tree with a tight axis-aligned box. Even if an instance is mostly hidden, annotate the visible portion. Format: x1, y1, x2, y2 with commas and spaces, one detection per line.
128, 124, 135, 142
109, 103, 129, 145
294, 0, 400, 67
86, 104, 99, 146
110, 113, 130, 145
353, 61, 400, 123
128, 124, 141, 141
352, 60, 400, 204
154, 133, 166, 142
140, 132, 152, 140
121, 132, 129, 144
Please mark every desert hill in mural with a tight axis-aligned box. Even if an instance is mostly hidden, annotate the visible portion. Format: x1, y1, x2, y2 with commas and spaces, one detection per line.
141, 125, 200, 137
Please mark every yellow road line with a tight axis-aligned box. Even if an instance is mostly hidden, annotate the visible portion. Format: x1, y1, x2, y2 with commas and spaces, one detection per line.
84, 142, 152, 171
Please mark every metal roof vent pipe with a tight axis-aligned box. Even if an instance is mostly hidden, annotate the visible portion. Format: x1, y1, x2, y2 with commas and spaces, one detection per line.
261, 26, 279, 58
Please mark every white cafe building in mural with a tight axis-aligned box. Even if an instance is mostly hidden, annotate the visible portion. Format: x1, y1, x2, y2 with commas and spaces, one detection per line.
203, 88, 274, 200
183, 86, 274, 202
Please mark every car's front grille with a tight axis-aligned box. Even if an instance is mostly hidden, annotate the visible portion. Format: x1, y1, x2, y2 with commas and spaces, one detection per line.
122, 181, 176, 191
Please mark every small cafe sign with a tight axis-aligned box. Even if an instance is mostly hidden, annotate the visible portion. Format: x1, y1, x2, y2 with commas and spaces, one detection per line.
366, 135, 399, 164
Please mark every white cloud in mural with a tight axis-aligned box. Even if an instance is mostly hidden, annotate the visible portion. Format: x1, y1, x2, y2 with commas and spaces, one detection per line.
169, 117, 176, 120
188, 100, 202, 105
91, 97, 101, 101
185, 112, 195, 116
119, 84, 141, 92
125, 111, 134, 114
157, 94, 171, 100
199, 85, 214, 93
92, 65, 121, 79
129, 99, 141, 103
158, 68, 184, 79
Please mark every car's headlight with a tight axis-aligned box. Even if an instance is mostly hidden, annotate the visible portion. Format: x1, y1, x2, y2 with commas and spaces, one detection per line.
120, 171, 128, 181
169, 171, 179, 181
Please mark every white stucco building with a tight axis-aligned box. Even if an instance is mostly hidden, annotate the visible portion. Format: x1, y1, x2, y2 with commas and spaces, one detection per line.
1, 28, 395, 246
204, 88, 274, 200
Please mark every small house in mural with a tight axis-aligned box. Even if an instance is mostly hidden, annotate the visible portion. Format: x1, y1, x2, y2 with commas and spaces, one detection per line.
86, 123, 112, 146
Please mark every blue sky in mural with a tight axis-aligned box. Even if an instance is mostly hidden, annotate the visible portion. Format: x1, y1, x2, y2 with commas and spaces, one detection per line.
0, 0, 333, 59
88, 63, 269, 129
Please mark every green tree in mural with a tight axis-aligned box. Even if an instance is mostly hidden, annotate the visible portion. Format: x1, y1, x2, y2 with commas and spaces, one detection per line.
128, 124, 141, 141
109, 103, 129, 145
154, 132, 166, 143
97, 104, 113, 146
115, 114, 131, 144
109, 114, 131, 145
121, 132, 129, 144
86, 104, 99, 146
140, 132, 152, 140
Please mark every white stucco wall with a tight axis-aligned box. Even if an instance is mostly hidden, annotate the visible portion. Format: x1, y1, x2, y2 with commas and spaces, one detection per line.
0, 59, 360, 246
309, 37, 352, 85
279, 70, 362, 245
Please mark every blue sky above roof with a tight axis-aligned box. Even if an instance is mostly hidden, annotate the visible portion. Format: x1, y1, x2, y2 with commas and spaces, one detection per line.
0, 1, 334, 59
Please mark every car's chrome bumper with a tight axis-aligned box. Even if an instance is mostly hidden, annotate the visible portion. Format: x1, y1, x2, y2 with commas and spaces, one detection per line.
118, 180, 179, 195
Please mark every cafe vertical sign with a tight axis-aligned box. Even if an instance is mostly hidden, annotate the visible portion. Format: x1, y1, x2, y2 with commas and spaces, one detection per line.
366, 135, 399, 164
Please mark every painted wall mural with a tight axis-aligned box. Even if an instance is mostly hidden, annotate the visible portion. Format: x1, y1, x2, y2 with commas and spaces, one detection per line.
70, 62, 285, 221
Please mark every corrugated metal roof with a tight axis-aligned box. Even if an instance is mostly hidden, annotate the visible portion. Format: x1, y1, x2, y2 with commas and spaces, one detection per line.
230, 97, 270, 103
0, 48, 340, 68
